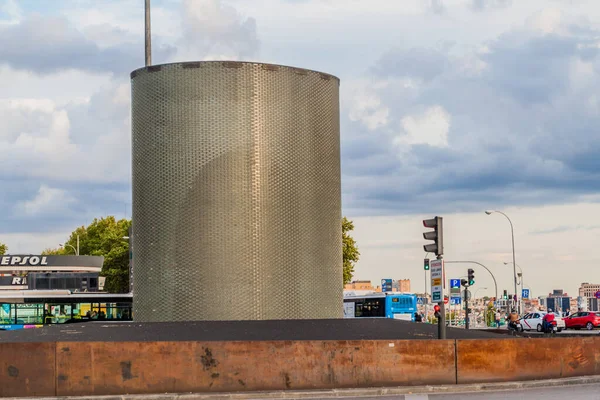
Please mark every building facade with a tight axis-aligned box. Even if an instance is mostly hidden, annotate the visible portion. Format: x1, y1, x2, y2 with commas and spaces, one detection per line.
392, 279, 411, 292
579, 283, 600, 298
131, 61, 342, 322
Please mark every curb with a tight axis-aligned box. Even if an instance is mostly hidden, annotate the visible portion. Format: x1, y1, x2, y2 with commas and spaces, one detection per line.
15, 375, 600, 399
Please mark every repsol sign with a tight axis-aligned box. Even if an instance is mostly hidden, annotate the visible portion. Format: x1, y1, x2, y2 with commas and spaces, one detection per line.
0, 276, 28, 286
0, 256, 48, 267
0, 254, 104, 272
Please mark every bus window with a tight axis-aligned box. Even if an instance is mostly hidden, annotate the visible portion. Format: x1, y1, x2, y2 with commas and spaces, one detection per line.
354, 298, 385, 318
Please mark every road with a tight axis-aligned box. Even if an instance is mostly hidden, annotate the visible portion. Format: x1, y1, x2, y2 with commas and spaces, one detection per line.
273, 383, 600, 399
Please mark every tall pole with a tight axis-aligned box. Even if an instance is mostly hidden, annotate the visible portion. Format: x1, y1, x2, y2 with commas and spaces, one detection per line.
145, 0, 152, 66
76, 234, 80, 256
424, 269, 427, 322
438, 255, 446, 339
486, 211, 518, 314
464, 287, 470, 329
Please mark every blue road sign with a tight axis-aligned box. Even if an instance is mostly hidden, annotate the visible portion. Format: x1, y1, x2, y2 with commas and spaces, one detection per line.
417, 297, 423, 305
381, 279, 393, 292
450, 297, 461, 305
522, 289, 530, 299
450, 279, 460, 289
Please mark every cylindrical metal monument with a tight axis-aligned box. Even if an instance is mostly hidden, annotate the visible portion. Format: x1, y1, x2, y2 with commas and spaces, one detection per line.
131, 61, 342, 322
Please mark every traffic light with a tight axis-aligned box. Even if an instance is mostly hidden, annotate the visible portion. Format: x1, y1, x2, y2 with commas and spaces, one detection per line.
422, 216, 443, 256
503, 290, 508, 299
468, 268, 475, 286
461, 279, 468, 287
424, 258, 430, 271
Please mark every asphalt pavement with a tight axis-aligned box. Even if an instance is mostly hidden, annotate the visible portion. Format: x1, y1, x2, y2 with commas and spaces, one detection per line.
298, 384, 600, 399
10, 377, 600, 399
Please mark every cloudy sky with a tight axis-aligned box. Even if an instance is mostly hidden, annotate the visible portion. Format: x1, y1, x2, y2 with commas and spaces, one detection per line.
1, 0, 599, 299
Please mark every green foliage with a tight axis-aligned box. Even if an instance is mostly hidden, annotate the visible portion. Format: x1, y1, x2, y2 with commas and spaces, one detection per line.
0, 242, 7, 255
42, 247, 66, 255
342, 217, 360, 285
485, 301, 496, 327
51, 217, 131, 293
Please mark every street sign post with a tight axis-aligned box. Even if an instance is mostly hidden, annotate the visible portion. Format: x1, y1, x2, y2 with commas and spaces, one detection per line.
430, 259, 444, 303
381, 279, 392, 292
522, 289, 530, 299
450, 296, 461, 305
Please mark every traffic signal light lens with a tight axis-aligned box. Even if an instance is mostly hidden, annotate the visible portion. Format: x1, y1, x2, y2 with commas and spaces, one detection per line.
467, 268, 475, 286
424, 259, 430, 270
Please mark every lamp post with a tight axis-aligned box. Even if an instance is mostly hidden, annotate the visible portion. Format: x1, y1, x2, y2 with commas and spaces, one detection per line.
145, 0, 152, 66
504, 262, 523, 286
485, 210, 518, 314
443, 260, 498, 301
59, 235, 80, 255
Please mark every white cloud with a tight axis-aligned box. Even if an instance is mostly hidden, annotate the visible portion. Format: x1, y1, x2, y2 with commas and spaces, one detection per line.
16, 185, 76, 217
175, 0, 260, 61
0, 0, 21, 26
395, 106, 451, 148
348, 91, 390, 131
0, 82, 130, 183
527, 7, 564, 34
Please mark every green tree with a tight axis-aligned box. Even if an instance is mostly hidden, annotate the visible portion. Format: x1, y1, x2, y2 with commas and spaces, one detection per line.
0, 242, 7, 255
47, 216, 131, 293
342, 217, 360, 285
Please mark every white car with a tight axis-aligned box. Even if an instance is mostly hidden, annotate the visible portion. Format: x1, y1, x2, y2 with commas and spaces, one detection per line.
519, 312, 565, 332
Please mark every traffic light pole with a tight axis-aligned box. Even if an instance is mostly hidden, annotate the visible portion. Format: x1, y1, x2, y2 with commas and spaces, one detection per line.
437, 255, 446, 339
464, 288, 470, 330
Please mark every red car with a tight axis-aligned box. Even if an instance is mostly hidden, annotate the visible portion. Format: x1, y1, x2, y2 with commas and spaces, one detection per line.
564, 311, 600, 330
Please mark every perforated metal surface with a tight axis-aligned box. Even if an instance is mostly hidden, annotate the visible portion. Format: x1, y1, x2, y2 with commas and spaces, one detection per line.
131, 61, 342, 322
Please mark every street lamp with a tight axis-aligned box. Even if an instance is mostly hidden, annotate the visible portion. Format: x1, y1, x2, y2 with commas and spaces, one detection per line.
443, 260, 498, 300
474, 287, 488, 298
60, 243, 77, 255
504, 262, 523, 286
485, 210, 518, 314
59, 234, 80, 256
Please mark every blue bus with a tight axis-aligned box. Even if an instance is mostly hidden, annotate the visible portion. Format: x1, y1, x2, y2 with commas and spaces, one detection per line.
343, 292, 417, 321
1, 291, 133, 331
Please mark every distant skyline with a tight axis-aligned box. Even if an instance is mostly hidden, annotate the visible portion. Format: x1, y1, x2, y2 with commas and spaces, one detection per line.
1, 0, 600, 297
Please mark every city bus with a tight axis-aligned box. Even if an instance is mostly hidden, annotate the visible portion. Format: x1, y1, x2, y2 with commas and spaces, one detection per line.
0, 290, 133, 331
343, 291, 418, 321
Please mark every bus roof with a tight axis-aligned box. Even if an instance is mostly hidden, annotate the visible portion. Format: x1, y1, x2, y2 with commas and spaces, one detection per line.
343, 290, 415, 298
0, 290, 133, 300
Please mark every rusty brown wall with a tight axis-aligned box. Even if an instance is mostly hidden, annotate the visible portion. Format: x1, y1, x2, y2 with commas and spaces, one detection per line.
0, 342, 55, 397
54, 340, 456, 396
2, 337, 600, 398
457, 337, 600, 383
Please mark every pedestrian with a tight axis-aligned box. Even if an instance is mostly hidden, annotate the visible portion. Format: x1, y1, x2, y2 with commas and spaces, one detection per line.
495, 310, 501, 328
414, 312, 422, 322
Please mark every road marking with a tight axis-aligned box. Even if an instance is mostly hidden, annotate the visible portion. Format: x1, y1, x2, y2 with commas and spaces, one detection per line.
405, 395, 429, 400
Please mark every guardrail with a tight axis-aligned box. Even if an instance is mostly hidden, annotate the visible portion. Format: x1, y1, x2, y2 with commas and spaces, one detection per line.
1, 337, 599, 397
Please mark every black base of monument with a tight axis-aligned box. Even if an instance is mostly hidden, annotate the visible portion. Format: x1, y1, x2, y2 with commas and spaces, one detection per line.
0, 318, 504, 343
